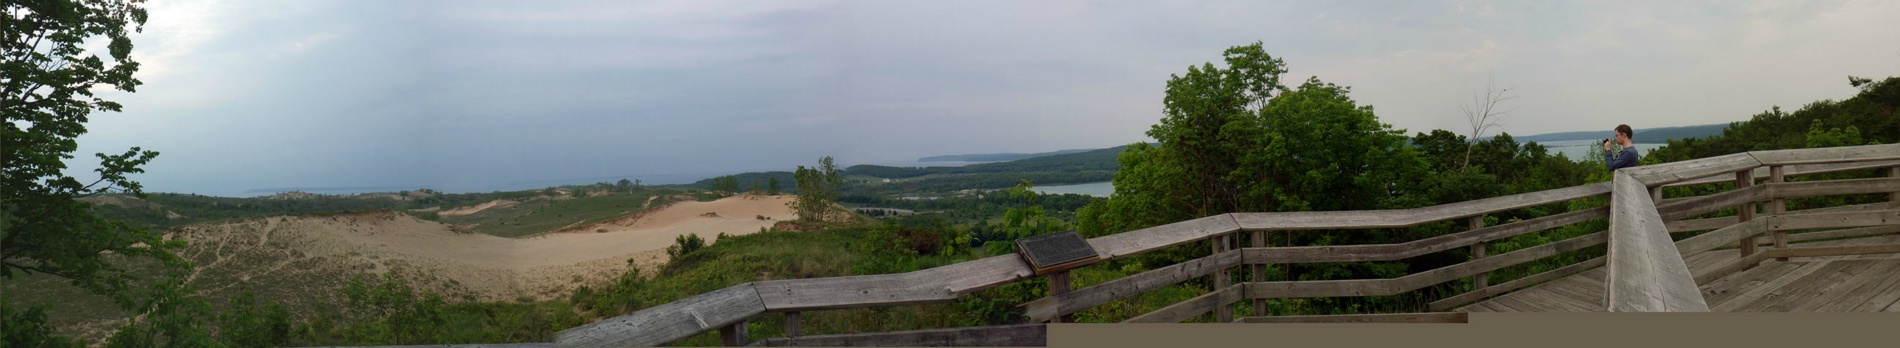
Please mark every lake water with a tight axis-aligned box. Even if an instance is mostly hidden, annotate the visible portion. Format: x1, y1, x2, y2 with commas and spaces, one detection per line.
1538, 139, 1665, 162
1034, 182, 1115, 197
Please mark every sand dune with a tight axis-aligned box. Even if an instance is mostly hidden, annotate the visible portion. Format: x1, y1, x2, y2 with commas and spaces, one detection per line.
174, 194, 799, 301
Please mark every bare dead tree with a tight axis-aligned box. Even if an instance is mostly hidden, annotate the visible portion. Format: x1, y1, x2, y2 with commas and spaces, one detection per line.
1461, 76, 1517, 170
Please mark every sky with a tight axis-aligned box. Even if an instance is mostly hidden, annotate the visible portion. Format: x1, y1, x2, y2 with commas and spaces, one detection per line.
64, 0, 1900, 197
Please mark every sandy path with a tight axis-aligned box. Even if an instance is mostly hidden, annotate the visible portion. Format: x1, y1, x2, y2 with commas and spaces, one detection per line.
438, 199, 519, 216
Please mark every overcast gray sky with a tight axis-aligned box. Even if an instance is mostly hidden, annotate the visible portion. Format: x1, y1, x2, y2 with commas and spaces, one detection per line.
68, 0, 1900, 196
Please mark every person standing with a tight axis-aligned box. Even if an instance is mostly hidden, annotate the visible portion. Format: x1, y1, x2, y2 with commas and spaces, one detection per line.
1604, 124, 1639, 172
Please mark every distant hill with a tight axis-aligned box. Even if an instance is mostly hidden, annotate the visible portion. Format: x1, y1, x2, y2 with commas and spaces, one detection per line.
917, 148, 1097, 162
1508, 123, 1730, 144
847, 145, 1128, 179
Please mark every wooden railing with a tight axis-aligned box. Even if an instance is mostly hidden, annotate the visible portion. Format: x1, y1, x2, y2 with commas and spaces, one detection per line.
553, 144, 1900, 347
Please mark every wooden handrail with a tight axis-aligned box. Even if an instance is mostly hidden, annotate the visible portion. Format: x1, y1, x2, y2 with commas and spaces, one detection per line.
1605, 171, 1709, 312
553, 144, 1899, 345
1660, 159, 1900, 188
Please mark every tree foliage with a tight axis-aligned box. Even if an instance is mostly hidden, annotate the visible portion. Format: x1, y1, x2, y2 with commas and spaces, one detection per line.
790, 156, 842, 222
3, 0, 175, 298
1078, 42, 1427, 240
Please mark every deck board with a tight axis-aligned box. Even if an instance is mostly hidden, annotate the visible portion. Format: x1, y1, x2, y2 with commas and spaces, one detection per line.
1461, 232, 1900, 313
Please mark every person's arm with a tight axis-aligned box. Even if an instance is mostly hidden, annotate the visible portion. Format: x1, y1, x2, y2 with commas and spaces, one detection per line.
1608, 147, 1639, 171
1604, 147, 1616, 172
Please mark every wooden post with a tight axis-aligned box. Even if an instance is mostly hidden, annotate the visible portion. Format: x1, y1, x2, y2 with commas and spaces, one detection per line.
720, 320, 749, 346
1469, 215, 1487, 291
1890, 166, 1898, 207
1283, 230, 1294, 282
784, 311, 801, 338
1050, 271, 1072, 323
1251, 230, 1266, 317
1649, 186, 1663, 203
1735, 170, 1757, 259
1771, 165, 1787, 261
1212, 234, 1231, 323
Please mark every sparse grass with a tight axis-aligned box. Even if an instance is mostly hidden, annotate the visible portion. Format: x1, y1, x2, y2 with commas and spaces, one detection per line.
439, 192, 657, 238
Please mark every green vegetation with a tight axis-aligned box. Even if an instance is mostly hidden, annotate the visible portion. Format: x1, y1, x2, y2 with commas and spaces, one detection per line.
10, 24, 1899, 346
844, 145, 1125, 179
791, 157, 844, 222
436, 190, 662, 237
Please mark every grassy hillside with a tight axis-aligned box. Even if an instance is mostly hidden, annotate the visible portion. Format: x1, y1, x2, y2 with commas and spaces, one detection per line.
435, 191, 667, 238
844, 145, 1127, 179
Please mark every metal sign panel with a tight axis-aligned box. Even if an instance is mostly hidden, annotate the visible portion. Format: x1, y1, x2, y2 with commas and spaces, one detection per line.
1014, 231, 1099, 274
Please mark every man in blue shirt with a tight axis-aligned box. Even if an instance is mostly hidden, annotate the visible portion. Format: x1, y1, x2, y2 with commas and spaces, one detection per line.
1604, 124, 1639, 172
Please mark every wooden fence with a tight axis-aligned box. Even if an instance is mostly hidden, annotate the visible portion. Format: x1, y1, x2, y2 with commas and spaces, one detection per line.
547, 144, 1900, 347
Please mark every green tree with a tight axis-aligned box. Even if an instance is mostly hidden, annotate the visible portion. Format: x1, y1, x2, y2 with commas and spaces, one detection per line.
1077, 43, 1429, 268
4, 0, 174, 298
767, 177, 781, 195
616, 179, 631, 190
790, 156, 842, 222
2, 3, 195, 344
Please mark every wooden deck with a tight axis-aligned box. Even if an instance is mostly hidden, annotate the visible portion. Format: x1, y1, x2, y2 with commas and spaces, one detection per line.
1457, 234, 1900, 313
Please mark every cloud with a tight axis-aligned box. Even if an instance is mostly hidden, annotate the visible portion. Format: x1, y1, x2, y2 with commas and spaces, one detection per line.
58, 0, 1900, 197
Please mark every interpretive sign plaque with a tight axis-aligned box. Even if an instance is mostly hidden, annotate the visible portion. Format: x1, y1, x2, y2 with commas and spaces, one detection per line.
1014, 231, 1100, 276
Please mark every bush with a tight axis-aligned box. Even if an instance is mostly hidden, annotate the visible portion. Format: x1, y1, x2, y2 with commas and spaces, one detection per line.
666, 234, 707, 260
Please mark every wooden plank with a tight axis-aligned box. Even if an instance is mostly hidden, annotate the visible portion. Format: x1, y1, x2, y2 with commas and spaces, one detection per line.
1664, 159, 1900, 188
1771, 165, 1789, 261
1428, 256, 1606, 311
1675, 220, 1767, 257
1606, 171, 1710, 312
1692, 249, 1771, 285
1084, 214, 1241, 261
1766, 210, 1900, 231
1230, 183, 1610, 231
1844, 261, 1900, 311
1471, 216, 1488, 290
556, 283, 766, 348
1793, 260, 1900, 311
756, 254, 1037, 312
1243, 231, 1606, 300
1788, 202, 1899, 216
1654, 185, 1766, 222
1768, 177, 1900, 200
721, 320, 749, 346
1745, 261, 1864, 312
754, 273, 948, 312
1212, 234, 1231, 323
1701, 261, 1803, 307
1021, 251, 1242, 323
1122, 283, 1244, 323
1747, 144, 1900, 166
1536, 277, 1606, 305
1240, 207, 1606, 264
1710, 261, 1829, 312
1730, 224, 1900, 248
1233, 313, 1468, 323
1251, 230, 1266, 317
753, 324, 1046, 347
1509, 288, 1598, 312
1622, 153, 1762, 187
1398, 231, 1607, 290
1667, 216, 1738, 233
1766, 243, 1900, 259
1047, 271, 1070, 323
783, 312, 800, 337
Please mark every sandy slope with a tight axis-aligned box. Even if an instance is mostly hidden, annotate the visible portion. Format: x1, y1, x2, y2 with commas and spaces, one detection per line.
180, 195, 798, 301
